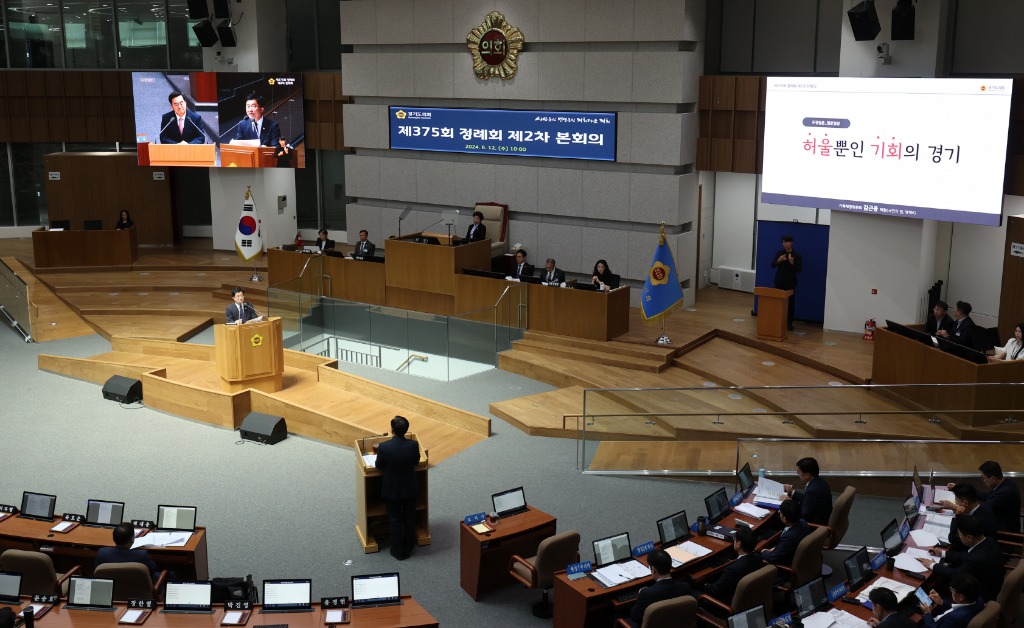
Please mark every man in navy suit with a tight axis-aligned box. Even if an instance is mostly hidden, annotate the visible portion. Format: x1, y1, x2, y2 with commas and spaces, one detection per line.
919, 573, 984, 628
375, 416, 421, 560
234, 93, 281, 147
935, 301, 976, 348
697, 527, 765, 603
868, 588, 917, 628
95, 522, 161, 582
931, 484, 997, 555
541, 258, 566, 286
783, 457, 833, 526
225, 287, 262, 325
977, 460, 1021, 533
920, 515, 1005, 595
509, 249, 534, 280
159, 91, 205, 144
628, 549, 690, 627
761, 500, 811, 566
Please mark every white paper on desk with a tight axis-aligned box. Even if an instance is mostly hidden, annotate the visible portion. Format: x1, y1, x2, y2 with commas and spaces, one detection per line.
618, 559, 651, 580
120, 609, 146, 624
927, 513, 953, 526
933, 488, 955, 503
754, 477, 785, 499
735, 503, 770, 519
679, 540, 713, 557
902, 547, 932, 560
21, 605, 46, 617
803, 611, 837, 628
594, 564, 630, 587
856, 577, 915, 603
324, 611, 345, 623
910, 530, 940, 547
922, 525, 948, 542
51, 521, 75, 532
829, 609, 871, 628
132, 531, 192, 548
894, 554, 928, 573
223, 611, 245, 624
361, 454, 377, 467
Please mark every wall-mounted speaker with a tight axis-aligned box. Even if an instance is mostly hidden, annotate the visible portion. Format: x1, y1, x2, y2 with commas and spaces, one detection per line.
891, 0, 915, 40
216, 20, 237, 47
102, 375, 142, 404
213, 0, 231, 20
192, 19, 219, 47
847, 0, 881, 41
187, 0, 209, 20
239, 412, 287, 445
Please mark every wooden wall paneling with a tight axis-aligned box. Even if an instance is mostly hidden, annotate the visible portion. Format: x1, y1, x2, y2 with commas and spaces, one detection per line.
734, 76, 760, 110
333, 73, 344, 100
335, 100, 345, 148
7, 71, 27, 96
25, 72, 45, 97
29, 118, 48, 142
82, 72, 103, 96
63, 72, 83, 97
85, 117, 104, 141
998, 215, 1024, 339
320, 122, 336, 150
710, 139, 733, 171
711, 75, 735, 109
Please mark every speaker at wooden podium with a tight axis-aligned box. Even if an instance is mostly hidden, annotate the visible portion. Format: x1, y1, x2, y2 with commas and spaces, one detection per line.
213, 317, 284, 393
754, 287, 793, 342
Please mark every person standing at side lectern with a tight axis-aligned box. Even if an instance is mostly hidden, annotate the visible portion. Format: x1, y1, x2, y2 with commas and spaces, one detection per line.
771, 234, 802, 331
375, 416, 421, 560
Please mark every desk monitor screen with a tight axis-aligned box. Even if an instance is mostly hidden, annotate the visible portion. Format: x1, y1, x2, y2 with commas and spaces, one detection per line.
737, 463, 755, 496
794, 577, 829, 618
881, 518, 903, 553
903, 495, 920, 527
705, 487, 731, 523
912, 465, 925, 505
67, 576, 115, 611
656, 510, 691, 547
0, 571, 21, 605
593, 532, 632, 567
156, 505, 197, 531
844, 546, 874, 589
571, 282, 600, 291
85, 499, 124, 527
728, 604, 768, 628
20, 492, 56, 521
262, 579, 312, 612
351, 572, 401, 608
491, 486, 528, 518
163, 581, 213, 613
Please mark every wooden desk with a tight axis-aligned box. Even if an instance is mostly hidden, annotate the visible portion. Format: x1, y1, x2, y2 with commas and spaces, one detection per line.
32, 227, 138, 268
219, 145, 276, 168
137, 143, 216, 167
354, 435, 431, 554
459, 506, 557, 600
527, 284, 630, 341
0, 597, 438, 628
0, 516, 208, 579
385, 235, 491, 315
324, 255, 387, 305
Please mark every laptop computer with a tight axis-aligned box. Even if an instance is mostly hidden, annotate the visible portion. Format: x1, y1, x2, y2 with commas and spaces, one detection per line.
351, 573, 401, 609
0, 571, 22, 605
491, 486, 528, 518
570, 282, 600, 291
728, 604, 768, 628
163, 581, 213, 614
261, 579, 312, 613
156, 505, 197, 532
793, 577, 830, 618
19, 492, 56, 522
902, 495, 920, 528
656, 510, 691, 548
843, 546, 875, 590
592, 532, 632, 568
881, 518, 905, 556
737, 463, 755, 497
704, 487, 732, 524
519, 275, 543, 284
85, 499, 125, 528
66, 576, 116, 611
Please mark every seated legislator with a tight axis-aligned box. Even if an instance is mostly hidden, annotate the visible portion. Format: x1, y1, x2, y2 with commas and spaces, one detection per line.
925, 301, 955, 336
115, 210, 134, 230
315, 229, 335, 252
159, 91, 206, 145
592, 259, 621, 290
760, 500, 811, 567
988, 323, 1024, 362
509, 249, 534, 280
977, 460, 1021, 533
695, 527, 765, 602
930, 484, 997, 554
919, 515, 1005, 595
0, 607, 14, 628
541, 258, 566, 286
867, 587, 917, 628
783, 457, 833, 526
225, 288, 263, 325
934, 301, 976, 347
95, 522, 161, 582
352, 230, 375, 257
919, 573, 984, 628
627, 548, 690, 628
462, 210, 487, 242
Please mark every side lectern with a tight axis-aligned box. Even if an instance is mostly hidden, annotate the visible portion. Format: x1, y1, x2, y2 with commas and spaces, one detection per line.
754, 287, 793, 341
355, 434, 431, 553
213, 317, 284, 393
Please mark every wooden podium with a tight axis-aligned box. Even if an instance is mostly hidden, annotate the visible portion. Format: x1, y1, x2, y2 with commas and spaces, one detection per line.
213, 317, 284, 393
220, 144, 276, 168
754, 287, 793, 341
355, 434, 431, 553
137, 142, 216, 167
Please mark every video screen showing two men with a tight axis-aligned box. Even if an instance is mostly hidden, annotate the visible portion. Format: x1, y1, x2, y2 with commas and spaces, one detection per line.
132, 72, 305, 169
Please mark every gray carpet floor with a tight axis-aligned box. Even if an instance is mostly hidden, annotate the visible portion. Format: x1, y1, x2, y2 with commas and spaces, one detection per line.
1, 326, 908, 627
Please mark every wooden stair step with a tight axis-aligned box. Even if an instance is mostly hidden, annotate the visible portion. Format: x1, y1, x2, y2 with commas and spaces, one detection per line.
511, 339, 666, 372
523, 330, 674, 361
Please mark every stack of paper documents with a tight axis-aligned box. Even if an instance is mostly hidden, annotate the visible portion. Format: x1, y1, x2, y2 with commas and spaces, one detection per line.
734, 503, 771, 519
361, 454, 377, 467
856, 577, 916, 603
592, 559, 649, 588
754, 477, 785, 499
804, 609, 870, 628
933, 487, 955, 503
909, 530, 940, 547
894, 554, 928, 573
666, 541, 713, 567
132, 531, 192, 548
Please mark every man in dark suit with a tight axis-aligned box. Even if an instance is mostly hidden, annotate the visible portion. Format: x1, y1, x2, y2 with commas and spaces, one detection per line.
464, 210, 486, 241
0, 606, 15, 628
375, 416, 421, 560
919, 573, 984, 628
541, 258, 566, 286
627, 548, 689, 627
783, 457, 833, 526
935, 301, 976, 348
95, 522, 161, 582
225, 287, 262, 324
159, 91, 205, 144
977, 460, 1021, 533
770, 234, 802, 331
234, 93, 281, 147
352, 230, 375, 257
697, 527, 764, 603
761, 500, 811, 566
931, 484, 997, 554
921, 515, 1005, 595
868, 587, 916, 628
509, 249, 534, 280
315, 229, 335, 252
925, 301, 955, 336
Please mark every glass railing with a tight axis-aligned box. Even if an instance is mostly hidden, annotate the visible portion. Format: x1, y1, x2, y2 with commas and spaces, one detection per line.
0, 258, 32, 341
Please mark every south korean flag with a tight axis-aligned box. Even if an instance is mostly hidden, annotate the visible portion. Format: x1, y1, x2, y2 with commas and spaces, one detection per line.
234, 188, 263, 261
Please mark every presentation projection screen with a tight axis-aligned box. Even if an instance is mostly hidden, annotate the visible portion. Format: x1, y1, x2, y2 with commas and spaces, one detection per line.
761, 77, 1013, 226
389, 107, 617, 161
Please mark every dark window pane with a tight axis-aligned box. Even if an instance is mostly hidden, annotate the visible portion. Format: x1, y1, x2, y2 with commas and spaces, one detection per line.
285, 0, 317, 70
117, 0, 168, 69
12, 143, 61, 226
7, 1, 65, 68
63, 1, 117, 68
316, 0, 340, 70
295, 148, 318, 229
0, 146, 13, 227
320, 150, 348, 232
167, 0, 202, 70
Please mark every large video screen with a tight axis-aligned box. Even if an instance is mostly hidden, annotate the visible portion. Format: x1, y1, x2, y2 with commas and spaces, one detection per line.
132, 72, 305, 168
761, 77, 1013, 226
389, 107, 617, 161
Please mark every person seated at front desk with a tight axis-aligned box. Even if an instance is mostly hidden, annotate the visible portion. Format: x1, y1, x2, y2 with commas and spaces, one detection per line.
925, 300, 955, 336
935, 301, 976, 347
115, 210, 133, 230
626, 548, 690, 628
315, 229, 335, 252
352, 229, 375, 257
456, 210, 486, 242
96, 522, 161, 582
592, 259, 620, 291
919, 573, 984, 628
541, 258, 565, 286
225, 288, 264, 325
988, 322, 1024, 362
694, 527, 764, 603
507, 249, 534, 280
919, 515, 1005, 595
760, 500, 810, 567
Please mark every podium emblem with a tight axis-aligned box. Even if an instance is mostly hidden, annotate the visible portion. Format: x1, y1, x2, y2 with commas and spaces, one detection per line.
250, 333, 264, 347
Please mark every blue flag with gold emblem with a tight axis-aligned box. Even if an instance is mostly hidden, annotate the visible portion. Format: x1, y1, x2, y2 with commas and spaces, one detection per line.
640, 225, 684, 322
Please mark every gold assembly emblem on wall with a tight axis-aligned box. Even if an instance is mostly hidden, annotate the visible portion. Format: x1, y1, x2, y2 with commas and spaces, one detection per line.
466, 12, 524, 80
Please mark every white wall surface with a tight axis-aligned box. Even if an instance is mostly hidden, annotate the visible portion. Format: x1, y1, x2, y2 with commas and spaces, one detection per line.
210, 169, 297, 253
711, 172, 757, 270
837, 0, 947, 77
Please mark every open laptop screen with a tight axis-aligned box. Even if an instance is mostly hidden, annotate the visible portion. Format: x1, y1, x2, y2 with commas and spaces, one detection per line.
881, 518, 902, 553
351, 573, 400, 608
656, 510, 690, 547
164, 581, 212, 612
263, 579, 312, 612
491, 486, 527, 518
86, 499, 125, 527
902, 495, 920, 527
0, 571, 22, 604
67, 577, 115, 610
844, 547, 873, 587
728, 604, 768, 628
157, 505, 197, 531
593, 532, 631, 567
794, 577, 828, 618
705, 487, 731, 522
737, 463, 755, 495
20, 492, 56, 520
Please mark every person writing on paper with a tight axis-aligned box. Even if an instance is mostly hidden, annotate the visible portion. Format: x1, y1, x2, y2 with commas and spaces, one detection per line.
771, 234, 802, 331
115, 210, 133, 230
781, 457, 833, 525
541, 258, 565, 286
352, 230, 375, 257
988, 323, 1024, 362
695, 527, 764, 603
930, 484, 996, 554
234, 93, 281, 147
592, 259, 620, 290
225, 288, 263, 325
925, 301, 955, 336
375, 416, 421, 561
508, 249, 534, 280
918, 515, 1005, 595
760, 499, 811, 566
867, 588, 916, 628
918, 573, 984, 628
95, 522, 161, 582
159, 91, 205, 145
626, 548, 689, 627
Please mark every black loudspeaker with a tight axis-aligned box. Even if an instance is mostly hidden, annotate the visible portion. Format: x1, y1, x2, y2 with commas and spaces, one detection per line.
187, 0, 209, 20
239, 412, 287, 445
216, 20, 237, 47
847, 0, 881, 41
102, 375, 142, 404
213, 0, 231, 20
192, 19, 219, 48
891, 0, 915, 40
